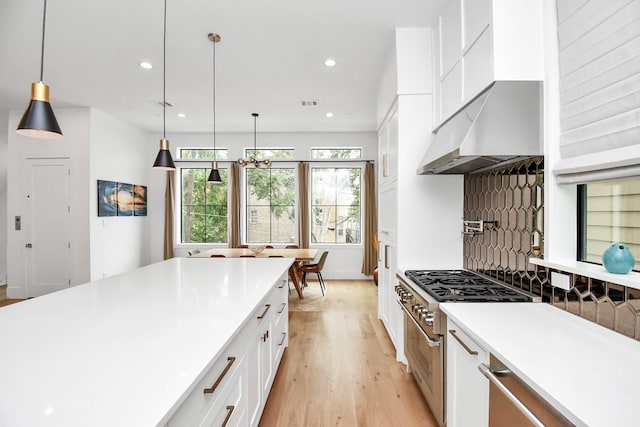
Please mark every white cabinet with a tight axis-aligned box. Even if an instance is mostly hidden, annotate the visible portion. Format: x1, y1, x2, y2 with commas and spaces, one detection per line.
247, 275, 288, 427
434, 0, 543, 126
446, 318, 489, 427
378, 104, 399, 189
168, 273, 288, 427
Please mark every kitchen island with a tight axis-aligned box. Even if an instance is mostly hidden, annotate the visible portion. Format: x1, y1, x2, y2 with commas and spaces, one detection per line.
442, 302, 640, 426
0, 257, 293, 427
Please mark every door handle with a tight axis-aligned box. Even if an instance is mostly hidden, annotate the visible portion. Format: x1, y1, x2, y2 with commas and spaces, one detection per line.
25, 243, 33, 248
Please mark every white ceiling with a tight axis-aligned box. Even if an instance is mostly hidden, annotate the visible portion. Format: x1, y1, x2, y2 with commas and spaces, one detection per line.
0, 0, 444, 135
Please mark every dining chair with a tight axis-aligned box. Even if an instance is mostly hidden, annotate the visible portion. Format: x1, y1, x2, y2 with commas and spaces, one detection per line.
299, 251, 328, 296
210, 254, 226, 258
188, 249, 200, 256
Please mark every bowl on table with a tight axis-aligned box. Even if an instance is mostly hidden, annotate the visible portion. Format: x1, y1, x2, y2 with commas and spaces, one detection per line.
249, 245, 266, 254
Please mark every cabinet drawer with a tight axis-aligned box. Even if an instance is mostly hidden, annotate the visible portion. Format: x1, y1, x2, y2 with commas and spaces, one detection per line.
198, 357, 246, 427
168, 346, 244, 426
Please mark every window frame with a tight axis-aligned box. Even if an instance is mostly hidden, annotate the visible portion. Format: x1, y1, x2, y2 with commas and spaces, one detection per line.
242, 162, 298, 245
175, 161, 231, 246
309, 163, 364, 246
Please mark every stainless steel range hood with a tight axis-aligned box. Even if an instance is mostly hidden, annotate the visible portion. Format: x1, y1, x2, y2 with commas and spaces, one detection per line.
417, 81, 542, 174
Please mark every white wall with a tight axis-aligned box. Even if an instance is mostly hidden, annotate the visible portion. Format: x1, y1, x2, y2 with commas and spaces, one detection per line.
0, 114, 7, 285
89, 110, 152, 280
149, 130, 378, 279
7, 108, 91, 298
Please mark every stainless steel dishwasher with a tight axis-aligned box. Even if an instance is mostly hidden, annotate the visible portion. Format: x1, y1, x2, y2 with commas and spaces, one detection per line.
479, 355, 575, 427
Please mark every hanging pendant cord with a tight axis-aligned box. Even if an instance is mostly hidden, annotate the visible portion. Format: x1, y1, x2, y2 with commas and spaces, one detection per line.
212, 38, 216, 162
254, 114, 257, 157
162, 0, 167, 139
39, 0, 47, 82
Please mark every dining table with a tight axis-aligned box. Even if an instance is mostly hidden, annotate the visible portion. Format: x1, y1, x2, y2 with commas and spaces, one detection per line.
192, 248, 317, 299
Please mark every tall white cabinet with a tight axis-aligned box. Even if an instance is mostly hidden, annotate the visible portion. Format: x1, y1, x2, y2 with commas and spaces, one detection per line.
377, 28, 464, 365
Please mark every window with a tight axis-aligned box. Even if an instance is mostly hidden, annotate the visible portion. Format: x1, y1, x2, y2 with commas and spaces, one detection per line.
311, 167, 361, 244
311, 148, 362, 160
179, 148, 228, 160
181, 168, 228, 243
244, 148, 295, 161
246, 167, 295, 243
578, 178, 640, 271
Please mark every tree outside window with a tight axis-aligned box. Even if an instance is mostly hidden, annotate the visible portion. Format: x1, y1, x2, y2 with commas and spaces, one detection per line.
181, 168, 228, 243
311, 167, 361, 243
246, 167, 296, 243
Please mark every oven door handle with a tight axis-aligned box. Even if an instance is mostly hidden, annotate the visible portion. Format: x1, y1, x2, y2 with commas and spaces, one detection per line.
478, 363, 545, 427
397, 300, 440, 347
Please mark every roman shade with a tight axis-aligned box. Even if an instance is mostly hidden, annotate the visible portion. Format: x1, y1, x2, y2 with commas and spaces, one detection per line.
554, 0, 640, 184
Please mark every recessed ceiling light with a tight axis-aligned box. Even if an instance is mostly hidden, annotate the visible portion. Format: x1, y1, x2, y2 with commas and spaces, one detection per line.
139, 61, 153, 69
326, 112, 334, 118
177, 113, 186, 118
324, 59, 336, 67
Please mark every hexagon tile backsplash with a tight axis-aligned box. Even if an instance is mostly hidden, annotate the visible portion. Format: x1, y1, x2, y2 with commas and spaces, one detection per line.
463, 156, 640, 341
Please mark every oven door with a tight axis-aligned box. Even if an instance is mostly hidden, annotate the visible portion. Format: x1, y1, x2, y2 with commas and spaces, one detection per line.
399, 301, 444, 426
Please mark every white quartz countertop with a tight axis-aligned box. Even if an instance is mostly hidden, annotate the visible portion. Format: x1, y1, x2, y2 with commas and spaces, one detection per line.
0, 257, 292, 427
441, 302, 640, 427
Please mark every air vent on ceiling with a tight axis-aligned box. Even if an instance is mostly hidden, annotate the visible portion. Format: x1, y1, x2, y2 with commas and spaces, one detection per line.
301, 100, 319, 106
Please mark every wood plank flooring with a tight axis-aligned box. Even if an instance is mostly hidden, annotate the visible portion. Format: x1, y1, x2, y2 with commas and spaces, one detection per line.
260, 280, 438, 427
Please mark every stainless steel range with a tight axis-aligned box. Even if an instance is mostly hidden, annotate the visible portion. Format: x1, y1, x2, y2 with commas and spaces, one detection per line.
395, 269, 536, 427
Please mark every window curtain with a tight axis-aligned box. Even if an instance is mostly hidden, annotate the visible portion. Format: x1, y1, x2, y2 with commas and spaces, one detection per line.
555, 0, 640, 181
361, 162, 377, 276
163, 172, 175, 260
297, 162, 310, 248
229, 163, 241, 248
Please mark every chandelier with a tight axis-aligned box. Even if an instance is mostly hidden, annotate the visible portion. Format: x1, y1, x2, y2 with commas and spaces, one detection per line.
238, 113, 271, 168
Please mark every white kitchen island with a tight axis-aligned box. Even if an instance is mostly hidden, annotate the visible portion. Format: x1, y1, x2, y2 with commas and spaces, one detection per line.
442, 302, 640, 427
0, 257, 293, 427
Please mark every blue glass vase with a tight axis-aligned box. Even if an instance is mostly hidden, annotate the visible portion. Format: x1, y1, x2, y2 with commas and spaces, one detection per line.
602, 243, 635, 274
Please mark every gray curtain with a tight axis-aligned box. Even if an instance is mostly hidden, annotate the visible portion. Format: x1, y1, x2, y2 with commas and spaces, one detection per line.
297, 162, 310, 248
163, 171, 175, 260
361, 162, 377, 275
229, 163, 241, 248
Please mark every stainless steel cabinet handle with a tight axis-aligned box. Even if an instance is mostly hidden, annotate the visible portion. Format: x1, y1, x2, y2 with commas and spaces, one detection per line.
278, 302, 287, 314
449, 329, 479, 355
384, 245, 389, 269
203, 357, 236, 394
398, 300, 440, 347
221, 405, 234, 427
257, 304, 271, 319
478, 363, 545, 427
278, 332, 287, 346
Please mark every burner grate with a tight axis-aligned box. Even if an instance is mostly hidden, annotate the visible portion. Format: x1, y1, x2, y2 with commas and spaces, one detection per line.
405, 269, 532, 302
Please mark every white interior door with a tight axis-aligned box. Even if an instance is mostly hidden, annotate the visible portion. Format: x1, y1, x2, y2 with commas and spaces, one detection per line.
25, 158, 72, 297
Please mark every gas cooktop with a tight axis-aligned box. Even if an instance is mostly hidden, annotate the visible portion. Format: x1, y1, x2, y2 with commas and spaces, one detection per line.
404, 269, 532, 302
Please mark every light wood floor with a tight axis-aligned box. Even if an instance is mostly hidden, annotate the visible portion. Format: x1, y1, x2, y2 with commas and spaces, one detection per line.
0, 285, 23, 308
259, 279, 438, 427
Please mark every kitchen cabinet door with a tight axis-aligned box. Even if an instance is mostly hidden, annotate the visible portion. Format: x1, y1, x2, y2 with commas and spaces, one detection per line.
462, 28, 493, 103
446, 319, 489, 427
462, 0, 491, 51
439, 0, 462, 79
440, 61, 462, 122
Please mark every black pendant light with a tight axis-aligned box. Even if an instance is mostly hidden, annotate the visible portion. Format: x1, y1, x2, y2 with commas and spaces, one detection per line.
152, 0, 176, 171
207, 33, 222, 184
16, 0, 62, 139
238, 113, 271, 168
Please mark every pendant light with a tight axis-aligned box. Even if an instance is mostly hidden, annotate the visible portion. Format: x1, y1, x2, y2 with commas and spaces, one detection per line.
207, 33, 222, 184
238, 113, 271, 168
16, 0, 62, 139
152, 0, 176, 171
